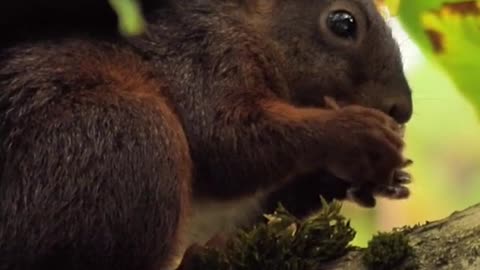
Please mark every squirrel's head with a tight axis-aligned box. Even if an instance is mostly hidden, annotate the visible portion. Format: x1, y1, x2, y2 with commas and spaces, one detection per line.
240, 0, 413, 124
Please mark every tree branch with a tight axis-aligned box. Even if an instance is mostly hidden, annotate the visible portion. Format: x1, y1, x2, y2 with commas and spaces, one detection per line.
326, 203, 480, 270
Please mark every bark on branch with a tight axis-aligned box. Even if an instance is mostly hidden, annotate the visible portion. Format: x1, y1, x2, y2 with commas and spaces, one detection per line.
325, 203, 480, 270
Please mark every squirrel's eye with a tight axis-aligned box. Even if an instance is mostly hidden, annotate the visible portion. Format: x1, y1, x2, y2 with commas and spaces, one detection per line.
326, 10, 357, 39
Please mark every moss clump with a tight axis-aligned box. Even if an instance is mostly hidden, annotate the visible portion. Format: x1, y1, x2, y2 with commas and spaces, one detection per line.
185, 198, 356, 270
363, 230, 418, 270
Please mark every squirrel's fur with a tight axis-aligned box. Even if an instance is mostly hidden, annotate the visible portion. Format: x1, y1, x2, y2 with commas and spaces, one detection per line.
0, 0, 412, 269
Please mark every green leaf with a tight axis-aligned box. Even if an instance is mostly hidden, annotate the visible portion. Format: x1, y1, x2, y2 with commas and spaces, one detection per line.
375, 0, 400, 15
397, 0, 467, 56
421, 1, 480, 115
392, 1, 480, 117
108, 0, 146, 36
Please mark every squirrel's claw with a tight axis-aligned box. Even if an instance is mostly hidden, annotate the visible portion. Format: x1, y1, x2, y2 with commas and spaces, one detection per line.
393, 170, 412, 185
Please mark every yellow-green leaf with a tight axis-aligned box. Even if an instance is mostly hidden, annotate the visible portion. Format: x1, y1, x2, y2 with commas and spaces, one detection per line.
385, 0, 401, 15
109, 0, 146, 36
374, 0, 399, 17
421, 1, 480, 115
391, 0, 480, 117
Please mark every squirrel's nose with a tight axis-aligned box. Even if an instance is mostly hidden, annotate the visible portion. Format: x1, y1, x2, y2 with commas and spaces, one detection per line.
386, 97, 412, 124
383, 75, 413, 124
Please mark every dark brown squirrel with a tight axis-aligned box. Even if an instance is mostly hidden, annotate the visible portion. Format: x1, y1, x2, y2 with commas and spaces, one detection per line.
0, 0, 413, 269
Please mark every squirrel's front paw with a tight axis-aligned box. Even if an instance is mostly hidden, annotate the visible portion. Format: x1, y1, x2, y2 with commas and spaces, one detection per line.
347, 169, 412, 207
320, 103, 407, 193
374, 164, 413, 199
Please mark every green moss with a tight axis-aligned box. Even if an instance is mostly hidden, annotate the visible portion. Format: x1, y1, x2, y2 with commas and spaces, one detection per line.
186, 198, 356, 270
362, 230, 418, 270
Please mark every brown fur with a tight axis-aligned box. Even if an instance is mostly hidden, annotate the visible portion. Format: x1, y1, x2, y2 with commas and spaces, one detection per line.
0, 0, 412, 269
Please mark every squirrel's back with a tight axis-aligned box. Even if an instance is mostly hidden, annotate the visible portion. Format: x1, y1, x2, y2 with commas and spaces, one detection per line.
0, 26, 192, 270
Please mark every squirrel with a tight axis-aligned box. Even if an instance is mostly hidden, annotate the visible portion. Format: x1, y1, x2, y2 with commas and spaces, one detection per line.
0, 0, 413, 269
